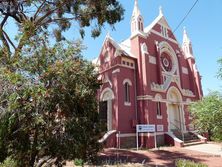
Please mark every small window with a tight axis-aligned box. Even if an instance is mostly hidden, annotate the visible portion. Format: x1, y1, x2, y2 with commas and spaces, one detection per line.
126, 62, 130, 66
141, 22, 143, 31
124, 82, 130, 103
157, 102, 162, 116
130, 63, 134, 67
122, 61, 126, 65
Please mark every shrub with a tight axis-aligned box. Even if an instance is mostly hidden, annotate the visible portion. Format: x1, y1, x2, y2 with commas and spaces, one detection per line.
74, 158, 84, 166
176, 159, 208, 167
0, 157, 17, 167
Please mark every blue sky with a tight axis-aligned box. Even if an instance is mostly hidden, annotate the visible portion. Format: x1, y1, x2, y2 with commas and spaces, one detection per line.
77, 0, 222, 95
4, 0, 222, 95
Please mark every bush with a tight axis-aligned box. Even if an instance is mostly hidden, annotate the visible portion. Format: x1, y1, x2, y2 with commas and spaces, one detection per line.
176, 159, 208, 167
74, 158, 84, 166
0, 157, 17, 167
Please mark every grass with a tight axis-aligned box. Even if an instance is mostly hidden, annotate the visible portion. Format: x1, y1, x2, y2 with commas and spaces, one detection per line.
175, 159, 208, 167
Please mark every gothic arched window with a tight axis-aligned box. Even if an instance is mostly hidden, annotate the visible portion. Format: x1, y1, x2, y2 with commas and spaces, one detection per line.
124, 82, 130, 103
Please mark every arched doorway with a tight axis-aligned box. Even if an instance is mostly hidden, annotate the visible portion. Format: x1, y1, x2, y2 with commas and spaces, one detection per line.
100, 88, 114, 131
167, 87, 185, 132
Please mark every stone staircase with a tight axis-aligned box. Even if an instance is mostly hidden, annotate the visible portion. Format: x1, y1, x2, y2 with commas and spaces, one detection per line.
172, 130, 203, 146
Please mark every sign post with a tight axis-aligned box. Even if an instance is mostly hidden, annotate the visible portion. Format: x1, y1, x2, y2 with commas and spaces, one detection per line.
136, 124, 156, 150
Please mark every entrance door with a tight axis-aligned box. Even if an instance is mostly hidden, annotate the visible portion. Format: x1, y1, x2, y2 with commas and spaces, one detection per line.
169, 104, 181, 131
99, 100, 112, 131
99, 101, 108, 131
100, 88, 113, 131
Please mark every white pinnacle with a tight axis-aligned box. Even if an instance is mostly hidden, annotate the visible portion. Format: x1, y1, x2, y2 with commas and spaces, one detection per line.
183, 27, 191, 44
159, 6, 163, 16
132, 0, 141, 17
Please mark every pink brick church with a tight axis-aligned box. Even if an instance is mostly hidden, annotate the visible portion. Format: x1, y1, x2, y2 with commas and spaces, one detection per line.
95, 0, 204, 148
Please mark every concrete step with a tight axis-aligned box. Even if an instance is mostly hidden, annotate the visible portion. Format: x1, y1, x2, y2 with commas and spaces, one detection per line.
183, 140, 204, 147
184, 139, 200, 143
173, 132, 200, 142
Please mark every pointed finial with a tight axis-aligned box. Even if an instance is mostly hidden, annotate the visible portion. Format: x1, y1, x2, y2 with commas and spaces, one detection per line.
183, 26, 190, 43
106, 31, 111, 39
159, 6, 163, 16
135, 0, 138, 5
107, 31, 110, 37
132, 0, 141, 16
183, 26, 187, 34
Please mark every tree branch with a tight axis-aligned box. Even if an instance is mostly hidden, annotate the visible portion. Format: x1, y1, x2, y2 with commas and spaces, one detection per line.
3, 30, 16, 50
0, 29, 11, 55
40, 16, 77, 27
35, 1, 69, 27
33, 0, 46, 21
1, 15, 8, 28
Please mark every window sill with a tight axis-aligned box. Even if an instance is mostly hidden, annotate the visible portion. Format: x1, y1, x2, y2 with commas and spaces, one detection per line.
157, 115, 162, 119
124, 102, 131, 106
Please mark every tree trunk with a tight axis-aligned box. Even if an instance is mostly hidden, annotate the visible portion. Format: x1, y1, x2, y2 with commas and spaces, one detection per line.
29, 129, 38, 167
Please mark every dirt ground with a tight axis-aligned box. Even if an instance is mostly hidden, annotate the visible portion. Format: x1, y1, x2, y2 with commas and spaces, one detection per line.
66, 144, 222, 167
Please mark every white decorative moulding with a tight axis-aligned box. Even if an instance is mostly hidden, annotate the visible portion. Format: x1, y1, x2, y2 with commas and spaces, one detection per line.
182, 67, 188, 75
141, 43, 148, 54
182, 89, 194, 97
149, 56, 156, 64
112, 69, 120, 74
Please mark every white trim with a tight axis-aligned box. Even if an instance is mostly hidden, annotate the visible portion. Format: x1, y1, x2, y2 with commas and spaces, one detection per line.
103, 74, 112, 88
116, 132, 165, 137
141, 43, 148, 54
157, 115, 163, 119
100, 88, 114, 131
166, 132, 183, 143
167, 86, 182, 103
149, 56, 156, 64
112, 68, 120, 74
98, 130, 117, 143
137, 94, 192, 104
124, 102, 131, 106
154, 93, 162, 101
137, 95, 153, 100
120, 64, 135, 69
166, 87, 186, 132
114, 49, 121, 57
159, 41, 178, 75
182, 67, 188, 74
150, 29, 178, 44
100, 87, 114, 101
130, 31, 146, 39
100, 64, 135, 74
140, 132, 165, 136
116, 133, 136, 137
123, 78, 132, 86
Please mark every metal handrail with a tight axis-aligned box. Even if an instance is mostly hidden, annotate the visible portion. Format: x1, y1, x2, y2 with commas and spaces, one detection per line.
170, 120, 184, 142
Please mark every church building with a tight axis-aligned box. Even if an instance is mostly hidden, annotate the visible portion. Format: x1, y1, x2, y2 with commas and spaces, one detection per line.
95, 0, 204, 148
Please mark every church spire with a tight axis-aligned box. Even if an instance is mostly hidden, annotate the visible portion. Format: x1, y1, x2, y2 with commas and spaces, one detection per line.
132, 0, 141, 17
159, 6, 163, 16
182, 27, 194, 59
183, 27, 191, 44
131, 0, 144, 35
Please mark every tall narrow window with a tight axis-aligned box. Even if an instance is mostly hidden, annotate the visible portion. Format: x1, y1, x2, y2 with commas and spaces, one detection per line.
157, 102, 162, 116
124, 82, 130, 103
161, 25, 168, 38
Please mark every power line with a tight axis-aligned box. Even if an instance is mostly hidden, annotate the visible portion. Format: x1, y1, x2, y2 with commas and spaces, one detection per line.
172, 0, 199, 33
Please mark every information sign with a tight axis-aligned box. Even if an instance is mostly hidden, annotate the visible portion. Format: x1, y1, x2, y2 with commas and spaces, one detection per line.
136, 124, 156, 150
136, 124, 155, 133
